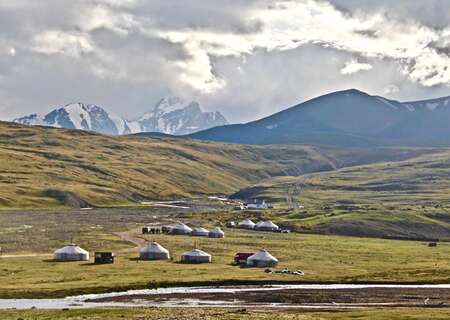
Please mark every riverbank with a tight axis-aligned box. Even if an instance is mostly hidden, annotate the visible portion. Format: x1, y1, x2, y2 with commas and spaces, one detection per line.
2, 284, 450, 310
88, 285, 450, 309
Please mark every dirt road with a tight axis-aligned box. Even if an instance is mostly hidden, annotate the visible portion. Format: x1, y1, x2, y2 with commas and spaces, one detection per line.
114, 230, 147, 253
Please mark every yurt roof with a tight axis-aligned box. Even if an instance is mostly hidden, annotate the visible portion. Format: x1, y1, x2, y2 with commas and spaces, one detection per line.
259, 221, 279, 228
54, 244, 88, 255
255, 221, 265, 227
140, 242, 169, 253
210, 227, 224, 234
193, 227, 209, 233
239, 219, 255, 226
183, 248, 211, 257
247, 249, 278, 262
173, 223, 193, 231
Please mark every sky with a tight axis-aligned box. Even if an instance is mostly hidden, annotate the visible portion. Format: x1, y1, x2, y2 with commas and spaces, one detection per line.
0, 0, 450, 123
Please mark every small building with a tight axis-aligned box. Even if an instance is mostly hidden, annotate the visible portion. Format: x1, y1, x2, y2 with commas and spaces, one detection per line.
246, 249, 279, 268
53, 244, 89, 261
162, 225, 172, 234
94, 252, 115, 264
234, 252, 254, 265
191, 227, 210, 237
209, 227, 225, 238
255, 220, 279, 232
181, 248, 212, 263
226, 221, 236, 228
246, 199, 269, 210
233, 204, 245, 211
140, 242, 170, 260
170, 223, 193, 235
238, 218, 256, 229
143, 226, 162, 234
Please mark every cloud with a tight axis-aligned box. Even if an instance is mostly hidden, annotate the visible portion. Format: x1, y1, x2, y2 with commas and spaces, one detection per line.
0, 0, 449, 123
33, 31, 94, 57
384, 84, 400, 95
156, 0, 450, 90
341, 60, 373, 75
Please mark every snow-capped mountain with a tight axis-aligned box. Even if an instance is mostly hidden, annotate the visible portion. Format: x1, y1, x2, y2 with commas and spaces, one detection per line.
127, 97, 228, 135
14, 98, 228, 135
14, 103, 126, 135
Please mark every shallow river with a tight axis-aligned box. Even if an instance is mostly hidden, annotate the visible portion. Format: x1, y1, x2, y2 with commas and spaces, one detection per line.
2, 284, 450, 310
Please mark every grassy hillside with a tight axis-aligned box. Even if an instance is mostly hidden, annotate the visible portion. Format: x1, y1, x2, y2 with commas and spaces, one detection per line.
0, 121, 429, 209
230, 150, 450, 239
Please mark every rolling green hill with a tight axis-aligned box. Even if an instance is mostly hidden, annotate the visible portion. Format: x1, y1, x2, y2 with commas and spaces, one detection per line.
0, 121, 431, 209
230, 150, 450, 239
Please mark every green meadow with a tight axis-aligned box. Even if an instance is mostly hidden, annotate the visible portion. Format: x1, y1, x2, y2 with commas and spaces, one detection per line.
2, 215, 450, 298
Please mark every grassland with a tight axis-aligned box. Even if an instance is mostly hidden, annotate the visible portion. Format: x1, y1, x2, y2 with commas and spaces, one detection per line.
0, 121, 432, 209
2, 308, 450, 320
2, 208, 450, 298
230, 150, 450, 239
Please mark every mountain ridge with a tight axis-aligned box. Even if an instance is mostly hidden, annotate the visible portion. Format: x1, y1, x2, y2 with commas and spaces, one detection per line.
13, 97, 228, 136
187, 89, 450, 147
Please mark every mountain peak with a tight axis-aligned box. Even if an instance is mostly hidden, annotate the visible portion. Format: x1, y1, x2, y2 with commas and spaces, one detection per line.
14, 98, 228, 136
336, 88, 369, 96
135, 97, 227, 135
189, 89, 450, 147
156, 96, 185, 109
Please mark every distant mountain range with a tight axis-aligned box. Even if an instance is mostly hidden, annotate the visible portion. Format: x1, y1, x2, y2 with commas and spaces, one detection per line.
14, 97, 228, 135
13, 89, 450, 147
187, 89, 450, 147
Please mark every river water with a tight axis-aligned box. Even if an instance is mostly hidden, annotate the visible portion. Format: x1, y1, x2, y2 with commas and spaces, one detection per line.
2, 284, 450, 310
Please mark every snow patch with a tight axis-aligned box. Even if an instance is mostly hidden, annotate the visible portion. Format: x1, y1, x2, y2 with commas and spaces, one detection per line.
125, 120, 141, 134
375, 97, 398, 110
110, 114, 127, 134
426, 102, 440, 111
64, 103, 92, 129
403, 104, 415, 112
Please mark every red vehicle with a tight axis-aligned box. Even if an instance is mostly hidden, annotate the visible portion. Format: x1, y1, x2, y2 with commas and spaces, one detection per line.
234, 252, 254, 265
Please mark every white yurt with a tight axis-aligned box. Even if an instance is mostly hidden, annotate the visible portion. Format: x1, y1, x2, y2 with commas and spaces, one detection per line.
255, 221, 265, 229
191, 227, 210, 237
170, 223, 193, 235
139, 242, 170, 260
53, 244, 89, 261
255, 220, 279, 232
246, 249, 279, 268
238, 218, 255, 229
181, 248, 212, 263
209, 227, 225, 238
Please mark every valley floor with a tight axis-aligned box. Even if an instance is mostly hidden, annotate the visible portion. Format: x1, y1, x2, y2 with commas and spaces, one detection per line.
2, 208, 450, 299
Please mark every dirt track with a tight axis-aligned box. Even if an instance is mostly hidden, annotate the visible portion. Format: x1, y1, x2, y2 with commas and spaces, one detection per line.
114, 230, 147, 253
